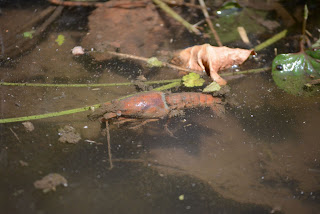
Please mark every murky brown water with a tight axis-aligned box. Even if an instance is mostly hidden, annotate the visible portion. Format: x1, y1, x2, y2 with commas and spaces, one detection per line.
1, 1, 320, 214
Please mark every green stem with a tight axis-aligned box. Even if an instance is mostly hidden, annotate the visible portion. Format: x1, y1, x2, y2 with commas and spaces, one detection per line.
0, 79, 181, 88
152, 0, 201, 35
221, 67, 270, 77
0, 82, 181, 124
254, 29, 288, 52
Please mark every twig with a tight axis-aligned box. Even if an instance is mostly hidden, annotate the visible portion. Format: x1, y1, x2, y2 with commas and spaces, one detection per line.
198, 0, 222, 46
254, 29, 287, 52
48, 0, 103, 7
105, 121, 113, 169
0, 29, 4, 57
48, 0, 148, 8
9, 128, 21, 143
152, 0, 201, 35
301, 5, 308, 51
164, 0, 202, 9
105, 51, 203, 74
305, 79, 320, 86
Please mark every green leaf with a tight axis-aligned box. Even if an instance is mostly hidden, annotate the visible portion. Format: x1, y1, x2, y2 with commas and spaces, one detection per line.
55, 35, 65, 46
182, 73, 205, 87
23, 30, 35, 39
147, 57, 163, 67
272, 49, 320, 95
216, 1, 242, 17
203, 82, 221, 92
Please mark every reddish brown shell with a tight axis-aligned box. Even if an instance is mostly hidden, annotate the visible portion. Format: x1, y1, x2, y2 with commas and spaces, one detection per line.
115, 92, 170, 118
165, 92, 223, 109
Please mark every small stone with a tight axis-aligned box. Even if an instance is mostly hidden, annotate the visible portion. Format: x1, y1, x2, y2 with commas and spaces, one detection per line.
72, 46, 85, 55
22, 122, 34, 132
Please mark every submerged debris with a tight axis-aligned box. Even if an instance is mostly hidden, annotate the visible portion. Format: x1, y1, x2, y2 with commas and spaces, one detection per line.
82, 1, 169, 60
72, 46, 85, 55
22, 121, 34, 132
58, 125, 81, 144
34, 173, 68, 193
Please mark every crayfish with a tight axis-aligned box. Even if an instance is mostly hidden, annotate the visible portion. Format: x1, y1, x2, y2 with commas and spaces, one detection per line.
89, 91, 224, 127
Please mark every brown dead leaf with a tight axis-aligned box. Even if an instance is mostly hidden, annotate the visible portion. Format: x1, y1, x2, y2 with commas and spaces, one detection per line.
172, 44, 254, 85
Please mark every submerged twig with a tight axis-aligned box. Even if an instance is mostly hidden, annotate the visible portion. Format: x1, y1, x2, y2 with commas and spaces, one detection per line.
301, 5, 308, 50
105, 121, 113, 169
152, 0, 201, 35
164, 0, 202, 9
9, 128, 21, 143
305, 79, 320, 86
198, 0, 222, 46
104, 51, 203, 74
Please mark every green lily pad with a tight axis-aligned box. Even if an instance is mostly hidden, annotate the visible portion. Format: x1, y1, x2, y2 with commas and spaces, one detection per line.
55, 35, 65, 46
203, 82, 221, 92
272, 49, 320, 95
147, 57, 163, 67
182, 73, 205, 87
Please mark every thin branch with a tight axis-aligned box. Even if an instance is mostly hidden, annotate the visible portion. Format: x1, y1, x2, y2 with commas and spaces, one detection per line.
105, 121, 113, 169
152, 0, 201, 35
105, 51, 203, 74
10, 128, 21, 143
198, 0, 222, 46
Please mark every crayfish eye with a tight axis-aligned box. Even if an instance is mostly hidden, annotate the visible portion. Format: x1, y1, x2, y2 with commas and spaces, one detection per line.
276, 65, 283, 70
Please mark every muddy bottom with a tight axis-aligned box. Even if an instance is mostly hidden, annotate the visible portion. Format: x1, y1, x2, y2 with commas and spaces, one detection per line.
1, 1, 320, 214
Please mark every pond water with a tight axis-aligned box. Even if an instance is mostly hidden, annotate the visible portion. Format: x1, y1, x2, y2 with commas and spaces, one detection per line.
0, 1, 319, 214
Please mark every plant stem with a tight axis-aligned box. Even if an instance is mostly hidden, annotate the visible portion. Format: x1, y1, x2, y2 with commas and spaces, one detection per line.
254, 29, 287, 52
0, 79, 181, 88
301, 4, 308, 51
198, 0, 222, 46
152, 0, 201, 35
0, 82, 181, 124
105, 51, 204, 74
220, 67, 270, 77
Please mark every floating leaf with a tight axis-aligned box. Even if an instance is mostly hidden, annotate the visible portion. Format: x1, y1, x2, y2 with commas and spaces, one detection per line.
147, 57, 163, 67
272, 49, 320, 95
203, 82, 221, 92
55, 35, 65, 46
23, 30, 35, 39
182, 73, 205, 87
